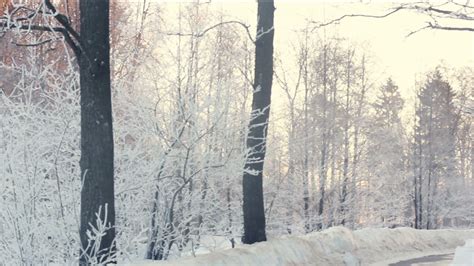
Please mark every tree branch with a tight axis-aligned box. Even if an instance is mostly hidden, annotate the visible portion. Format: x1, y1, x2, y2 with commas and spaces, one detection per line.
1, 21, 81, 58
418, 5, 474, 20
406, 21, 474, 37
310, 2, 474, 35
13, 38, 53, 47
162, 20, 255, 43
310, 6, 406, 30
1, 1, 82, 59
44, 0, 81, 41
428, 22, 474, 32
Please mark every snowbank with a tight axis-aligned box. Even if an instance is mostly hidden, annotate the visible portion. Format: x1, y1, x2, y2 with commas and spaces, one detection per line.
452, 239, 474, 266
125, 227, 474, 266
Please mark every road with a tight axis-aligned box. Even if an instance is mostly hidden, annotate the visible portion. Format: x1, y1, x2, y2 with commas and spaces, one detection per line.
389, 253, 454, 266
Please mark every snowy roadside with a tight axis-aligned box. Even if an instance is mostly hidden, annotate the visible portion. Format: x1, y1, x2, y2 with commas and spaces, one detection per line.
452, 239, 474, 265
369, 249, 456, 266
124, 227, 474, 266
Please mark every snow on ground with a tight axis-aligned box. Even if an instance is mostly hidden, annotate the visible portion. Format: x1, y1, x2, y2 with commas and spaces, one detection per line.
452, 239, 474, 266
124, 227, 474, 266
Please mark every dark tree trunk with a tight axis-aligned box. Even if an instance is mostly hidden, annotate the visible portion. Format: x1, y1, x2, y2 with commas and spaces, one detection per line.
79, 0, 116, 264
242, 0, 274, 245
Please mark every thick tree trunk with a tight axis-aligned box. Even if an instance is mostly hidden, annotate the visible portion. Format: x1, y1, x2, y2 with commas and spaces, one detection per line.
242, 0, 274, 244
79, 0, 116, 264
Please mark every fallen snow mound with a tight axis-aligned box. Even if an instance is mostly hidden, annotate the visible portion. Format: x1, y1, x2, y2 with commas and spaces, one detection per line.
128, 227, 474, 266
452, 239, 474, 266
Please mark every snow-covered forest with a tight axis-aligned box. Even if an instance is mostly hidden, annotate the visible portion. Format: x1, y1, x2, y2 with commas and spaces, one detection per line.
0, 0, 473, 264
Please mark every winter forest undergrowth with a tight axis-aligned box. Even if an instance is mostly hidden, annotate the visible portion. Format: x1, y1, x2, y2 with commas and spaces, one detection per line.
0, 0, 473, 264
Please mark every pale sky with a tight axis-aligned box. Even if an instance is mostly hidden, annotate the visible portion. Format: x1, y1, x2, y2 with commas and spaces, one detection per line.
156, 0, 473, 118
218, 1, 472, 85
212, 0, 474, 117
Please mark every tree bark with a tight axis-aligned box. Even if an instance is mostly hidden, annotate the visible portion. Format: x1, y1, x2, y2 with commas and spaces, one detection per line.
242, 0, 274, 244
79, 0, 116, 264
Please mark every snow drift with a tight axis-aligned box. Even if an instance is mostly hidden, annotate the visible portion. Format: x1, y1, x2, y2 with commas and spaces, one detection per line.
127, 227, 474, 266
453, 239, 474, 266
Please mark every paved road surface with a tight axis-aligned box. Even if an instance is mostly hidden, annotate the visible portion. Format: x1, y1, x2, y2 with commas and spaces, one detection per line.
389, 253, 454, 266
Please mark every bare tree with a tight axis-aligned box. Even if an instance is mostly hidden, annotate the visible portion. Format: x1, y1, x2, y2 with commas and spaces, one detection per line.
1, 1, 116, 263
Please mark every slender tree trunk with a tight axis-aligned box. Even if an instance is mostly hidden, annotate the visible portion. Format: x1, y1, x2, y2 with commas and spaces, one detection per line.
418, 140, 423, 229
413, 160, 419, 228
413, 111, 420, 229
426, 101, 434, 229
340, 50, 352, 226
348, 56, 367, 228
79, 0, 116, 264
327, 47, 339, 228
317, 44, 329, 230
302, 33, 310, 232
471, 139, 473, 189
226, 187, 235, 248
415, 95, 424, 229
242, 0, 274, 244
286, 100, 295, 234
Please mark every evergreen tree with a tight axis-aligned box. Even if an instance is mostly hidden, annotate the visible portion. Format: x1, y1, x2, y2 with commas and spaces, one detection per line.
415, 70, 458, 229
366, 78, 409, 227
